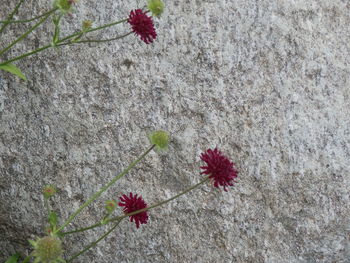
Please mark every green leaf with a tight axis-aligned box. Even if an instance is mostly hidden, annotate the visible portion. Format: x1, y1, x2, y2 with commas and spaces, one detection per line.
0, 63, 27, 80
5, 253, 20, 263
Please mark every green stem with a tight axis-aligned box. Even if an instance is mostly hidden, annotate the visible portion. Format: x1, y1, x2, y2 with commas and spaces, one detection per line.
0, 18, 127, 66
0, 44, 51, 65
66, 219, 122, 262
55, 145, 155, 233
0, 8, 57, 24
0, 0, 25, 34
52, 14, 63, 45
44, 197, 51, 215
59, 18, 128, 43
57, 31, 132, 46
0, 9, 55, 57
113, 176, 210, 222
61, 177, 210, 236
61, 222, 102, 236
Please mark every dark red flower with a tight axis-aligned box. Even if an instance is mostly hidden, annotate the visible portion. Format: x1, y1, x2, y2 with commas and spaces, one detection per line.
118, 192, 148, 228
200, 148, 238, 191
128, 9, 157, 44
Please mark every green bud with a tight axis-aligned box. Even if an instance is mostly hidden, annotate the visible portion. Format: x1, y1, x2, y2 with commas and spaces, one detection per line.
43, 185, 56, 199
147, 0, 165, 17
105, 200, 117, 213
54, 0, 73, 13
34, 236, 63, 263
82, 20, 93, 30
148, 130, 169, 151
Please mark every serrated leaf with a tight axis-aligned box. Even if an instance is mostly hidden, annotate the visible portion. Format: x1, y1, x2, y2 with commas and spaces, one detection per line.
0, 63, 27, 81
5, 253, 20, 263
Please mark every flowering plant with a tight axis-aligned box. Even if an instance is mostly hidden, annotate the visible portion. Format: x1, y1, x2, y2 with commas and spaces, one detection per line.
1, 1, 241, 262
0, 0, 164, 80
4, 131, 239, 262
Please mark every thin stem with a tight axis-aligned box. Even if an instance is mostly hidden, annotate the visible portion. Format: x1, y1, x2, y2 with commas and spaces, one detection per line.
66, 219, 122, 262
62, 177, 210, 236
55, 145, 155, 233
0, 44, 51, 65
59, 18, 128, 43
44, 197, 51, 216
0, 0, 25, 34
57, 32, 133, 46
0, 18, 128, 66
61, 222, 102, 236
113, 176, 210, 222
0, 8, 57, 24
0, 9, 55, 57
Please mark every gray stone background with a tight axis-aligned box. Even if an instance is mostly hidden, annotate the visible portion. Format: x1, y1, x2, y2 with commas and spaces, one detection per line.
0, 0, 349, 262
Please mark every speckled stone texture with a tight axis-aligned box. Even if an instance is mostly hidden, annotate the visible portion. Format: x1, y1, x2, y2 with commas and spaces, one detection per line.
1, 0, 349, 262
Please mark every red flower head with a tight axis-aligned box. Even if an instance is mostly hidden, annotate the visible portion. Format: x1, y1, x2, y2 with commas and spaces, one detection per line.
200, 148, 238, 191
128, 9, 157, 44
118, 192, 148, 228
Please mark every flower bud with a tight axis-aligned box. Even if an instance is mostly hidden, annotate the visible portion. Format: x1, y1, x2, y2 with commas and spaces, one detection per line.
34, 236, 63, 262
43, 185, 56, 199
82, 20, 93, 30
105, 200, 117, 213
54, 0, 73, 13
148, 130, 169, 151
147, 0, 165, 17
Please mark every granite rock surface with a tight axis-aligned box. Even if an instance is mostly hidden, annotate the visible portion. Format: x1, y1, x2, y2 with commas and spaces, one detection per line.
0, 0, 349, 262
